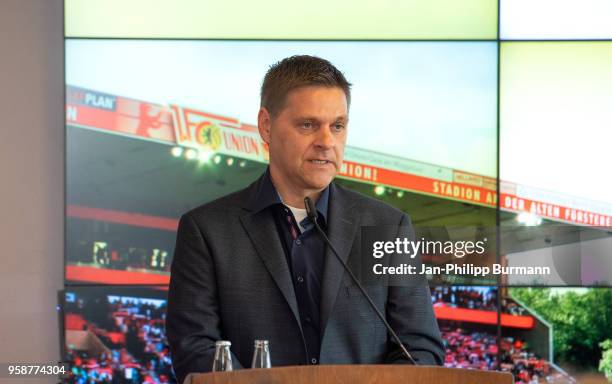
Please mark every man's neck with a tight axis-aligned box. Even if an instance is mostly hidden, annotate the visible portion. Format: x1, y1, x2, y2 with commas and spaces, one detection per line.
269, 169, 323, 209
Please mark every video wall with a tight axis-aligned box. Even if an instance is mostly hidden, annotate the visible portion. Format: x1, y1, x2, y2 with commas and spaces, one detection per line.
63, 0, 612, 383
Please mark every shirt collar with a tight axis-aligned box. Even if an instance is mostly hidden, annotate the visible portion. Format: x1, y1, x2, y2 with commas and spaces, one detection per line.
251, 167, 329, 225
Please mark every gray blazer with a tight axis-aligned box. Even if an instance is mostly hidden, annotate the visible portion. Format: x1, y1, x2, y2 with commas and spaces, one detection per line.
166, 174, 444, 384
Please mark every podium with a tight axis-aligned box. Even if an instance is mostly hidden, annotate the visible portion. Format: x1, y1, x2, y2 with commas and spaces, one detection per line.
186, 365, 514, 384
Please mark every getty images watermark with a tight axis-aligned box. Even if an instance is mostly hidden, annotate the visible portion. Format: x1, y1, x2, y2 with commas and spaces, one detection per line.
354, 225, 600, 287
361, 224, 612, 286
370, 236, 550, 277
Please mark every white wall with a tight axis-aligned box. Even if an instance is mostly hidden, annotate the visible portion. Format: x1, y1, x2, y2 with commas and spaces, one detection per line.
0, 0, 64, 382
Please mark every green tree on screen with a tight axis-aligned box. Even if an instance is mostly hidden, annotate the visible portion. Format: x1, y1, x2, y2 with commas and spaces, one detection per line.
599, 340, 612, 380
509, 288, 612, 370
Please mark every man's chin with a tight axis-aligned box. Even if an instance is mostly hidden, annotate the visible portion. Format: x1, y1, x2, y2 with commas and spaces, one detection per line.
303, 175, 335, 191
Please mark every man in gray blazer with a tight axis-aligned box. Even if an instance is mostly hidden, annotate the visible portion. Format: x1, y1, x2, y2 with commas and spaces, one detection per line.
166, 55, 444, 384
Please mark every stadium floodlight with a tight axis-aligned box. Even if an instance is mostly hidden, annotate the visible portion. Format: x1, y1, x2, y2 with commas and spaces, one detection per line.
239, 160, 247, 168
184, 148, 198, 160
226, 157, 234, 166
397, 190, 405, 198
198, 150, 213, 163
516, 212, 542, 226
213, 155, 222, 164
171, 146, 183, 157
374, 185, 386, 196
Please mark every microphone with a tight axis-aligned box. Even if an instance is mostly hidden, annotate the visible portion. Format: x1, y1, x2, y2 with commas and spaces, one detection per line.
304, 197, 418, 365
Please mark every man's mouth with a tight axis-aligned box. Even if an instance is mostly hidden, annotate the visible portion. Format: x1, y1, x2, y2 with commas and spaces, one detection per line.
309, 159, 333, 165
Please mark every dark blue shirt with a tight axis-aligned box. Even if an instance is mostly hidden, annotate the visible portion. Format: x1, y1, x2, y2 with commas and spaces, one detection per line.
250, 168, 329, 365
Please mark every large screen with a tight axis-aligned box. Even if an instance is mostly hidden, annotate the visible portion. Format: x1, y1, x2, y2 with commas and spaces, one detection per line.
66, 39, 498, 177
501, 0, 612, 39
64, 1, 612, 382
65, 39, 498, 285
65, 0, 498, 40
500, 42, 612, 220
63, 286, 587, 383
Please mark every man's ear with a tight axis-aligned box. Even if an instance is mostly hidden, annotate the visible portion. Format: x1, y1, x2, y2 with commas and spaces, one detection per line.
258, 107, 271, 144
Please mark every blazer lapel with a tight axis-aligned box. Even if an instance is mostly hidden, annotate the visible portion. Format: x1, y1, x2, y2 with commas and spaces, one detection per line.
239, 209, 302, 326
319, 183, 359, 334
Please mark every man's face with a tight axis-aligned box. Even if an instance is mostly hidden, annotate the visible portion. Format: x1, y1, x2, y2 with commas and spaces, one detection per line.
258, 86, 348, 193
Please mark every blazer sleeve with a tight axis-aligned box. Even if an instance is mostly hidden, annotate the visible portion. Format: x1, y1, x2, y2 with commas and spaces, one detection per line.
166, 213, 243, 384
384, 213, 445, 366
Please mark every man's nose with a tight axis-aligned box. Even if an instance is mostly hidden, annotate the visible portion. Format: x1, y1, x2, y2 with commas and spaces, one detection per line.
314, 126, 335, 148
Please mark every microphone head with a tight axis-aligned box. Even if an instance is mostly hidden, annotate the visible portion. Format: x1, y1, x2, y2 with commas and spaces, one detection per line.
304, 197, 318, 222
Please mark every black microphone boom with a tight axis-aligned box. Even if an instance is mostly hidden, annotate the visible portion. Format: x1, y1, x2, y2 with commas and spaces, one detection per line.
304, 197, 418, 365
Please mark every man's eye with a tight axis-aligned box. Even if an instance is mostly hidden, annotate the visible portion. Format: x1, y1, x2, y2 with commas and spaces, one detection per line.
333, 123, 345, 132
301, 122, 313, 129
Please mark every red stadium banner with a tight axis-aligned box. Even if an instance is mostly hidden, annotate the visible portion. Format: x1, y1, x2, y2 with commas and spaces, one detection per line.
66, 86, 175, 142
501, 192, 612, 227
434, 305, 535, 329
339, 161, 498, 207
170, 104, 268, 162
66, 265, 170, 285
67, 205, 179, 231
